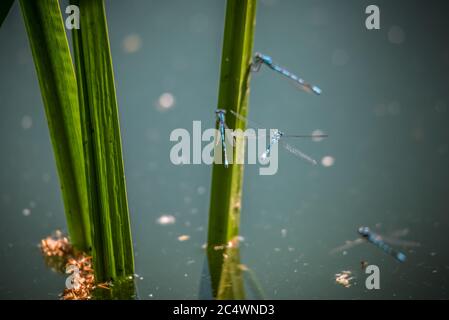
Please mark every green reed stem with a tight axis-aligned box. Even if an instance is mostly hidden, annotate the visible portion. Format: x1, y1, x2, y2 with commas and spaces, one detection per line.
19, 0, 92, 252
207, 0, 257, 298
71, 0, 134, 282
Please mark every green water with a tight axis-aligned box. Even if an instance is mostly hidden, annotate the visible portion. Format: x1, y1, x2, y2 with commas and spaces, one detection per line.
0, 0, 448, 299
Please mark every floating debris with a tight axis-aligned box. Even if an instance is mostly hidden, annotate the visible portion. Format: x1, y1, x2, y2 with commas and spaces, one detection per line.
40, 230, 72, 257
40, 231, 112, 300
122, 34, 142, 53
96, 282, 112, 290
177, 235, 190, 242
227, 236, 242, 248
22, 208, 31, 217
335, 270, 354, 288
156, 214, 176, 225
62, 255, 111, 300
156, 92, 175, 111
62, 256, 95, 299
321, 155, 335, 167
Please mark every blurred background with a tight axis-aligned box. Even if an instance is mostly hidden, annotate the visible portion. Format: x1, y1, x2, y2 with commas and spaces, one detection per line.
0, 0, 448, 299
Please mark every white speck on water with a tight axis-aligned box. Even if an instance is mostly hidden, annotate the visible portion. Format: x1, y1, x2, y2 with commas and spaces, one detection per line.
331, 49, 349, 66
140, 277, 144, 280
197, 186, 206, 195
21, 115, 33, 130
183, 196, 192, 204
288, 247, 295, 252
122, 34, 142, 53
156, 92, 175, 111
274, 248, 281, 252
388, 26, 405, 44
22, 208, 31, 216
311, 129, 326, 142
281, 229, 288, 238
321, 156, 335, 167
156, 214, 176, 225
178, 235, 190, 242
184, 273, 188, 277
342, 251, 348, 256
430, 252, 437, 257
148, 294, 153, 298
